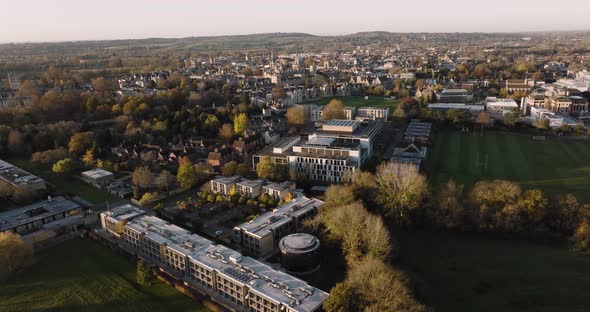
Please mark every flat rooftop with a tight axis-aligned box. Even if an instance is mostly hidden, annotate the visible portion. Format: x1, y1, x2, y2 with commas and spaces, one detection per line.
0, 196, 82, 232
0, 159, 45, 187
189, 244, 328, 311
102, 204, 145, 223
236, 179, 265, 188
123, 213, 328, 311
81, 168, 114, 180
234, 197, 324, 238
126, 215, 212, 255
211, 175, 243, 185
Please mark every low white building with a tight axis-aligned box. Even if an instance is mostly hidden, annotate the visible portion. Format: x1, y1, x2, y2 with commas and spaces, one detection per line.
485, 97, 519, 119
81, 168, 115, 187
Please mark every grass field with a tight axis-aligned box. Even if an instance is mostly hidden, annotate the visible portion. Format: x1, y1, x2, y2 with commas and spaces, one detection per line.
398, 231, 590, 312
0, 239, 209, 312
7, 158, 115, 204
301, 96, 400, 110
427, 130, 590, 201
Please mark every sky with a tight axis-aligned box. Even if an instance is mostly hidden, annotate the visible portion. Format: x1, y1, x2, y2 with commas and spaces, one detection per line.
1, 0, 589, 43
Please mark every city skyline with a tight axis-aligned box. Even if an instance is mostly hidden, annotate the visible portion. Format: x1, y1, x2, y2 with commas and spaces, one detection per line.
2, 0, 590, 43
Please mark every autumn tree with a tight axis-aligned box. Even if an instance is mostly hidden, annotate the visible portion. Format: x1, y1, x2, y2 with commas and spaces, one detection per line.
272, 87, 286, 100
132, 166, 153, 189
155, 170, 174, 192
535, 117, 550, 129
218, 123, 234, 141
570, 218, 590, 251
52, 158, 73, 174
7, 129, 25, 155
136, 260, 155, 286
255, 155, 276, 180
233, 113, 248, 136
177, 162, 199, 189
375, 163, 429, 224
68, 132, 95, 155
475, 111, 492, 128
428, 180, 466, 229
322, 99, 346, 120
0, 232, 33, 276
286, 106, 306, 126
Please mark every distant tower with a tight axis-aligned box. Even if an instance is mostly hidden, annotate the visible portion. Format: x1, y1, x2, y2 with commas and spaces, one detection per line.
270, 48, 275, 70
245, 52, 249, 62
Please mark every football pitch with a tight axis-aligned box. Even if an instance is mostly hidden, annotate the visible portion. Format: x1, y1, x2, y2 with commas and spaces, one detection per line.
427, 130, 590, 201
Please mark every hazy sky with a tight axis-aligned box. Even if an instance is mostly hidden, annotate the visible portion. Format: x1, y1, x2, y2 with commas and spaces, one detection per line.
1, 0, 589, 43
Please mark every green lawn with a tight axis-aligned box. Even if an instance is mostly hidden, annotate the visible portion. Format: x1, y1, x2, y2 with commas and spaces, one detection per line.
301, 96, 400, 110
427, 131, 590, 201
7, 158, 115, 204
398, 231, 590, 312
0, 239, 210, 312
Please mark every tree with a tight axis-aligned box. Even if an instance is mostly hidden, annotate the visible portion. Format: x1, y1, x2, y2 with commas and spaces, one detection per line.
233, 113, 248, 136
204, 114, 220, 132
392, 107, 407, 119
324, 282, 363, 312
286, 106, 306, 126
255, 156, 275, 179
132, 166, 152, 189
471, 180, 521, 230
155, 170, 174, 192
446, 109, 465, 124
346, 257, 427, 312
68, 132, 95, 155
0, 232, 33, 275
139, 192, 158, 206
7, 129, 25, 155
428, 180, 466, 229
375, 163, 429, 224
31, 148, 68, 164
136, 260, 155, 286
535, 117, 550, 129
218, 123, 234, 142
271, 87, 286, 100
222, 161, 240, 177
322, 99, 346, 120
504, 108, 521, 126
475, 111, 492, 129
82, 148, 95, 167
570, 218, 590, 251
177, 162, 199, 189
52, 158, 73, 174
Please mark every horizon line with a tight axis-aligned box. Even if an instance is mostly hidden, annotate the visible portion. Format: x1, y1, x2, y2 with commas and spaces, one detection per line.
2, 29, 590, 45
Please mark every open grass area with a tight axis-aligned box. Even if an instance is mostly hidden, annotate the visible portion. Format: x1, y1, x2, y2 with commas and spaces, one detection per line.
398, 231, 590, 312
0, 239, 209, 312
7, 158, 115, 204
301, 96, 400, 110
427, 130, 590, 201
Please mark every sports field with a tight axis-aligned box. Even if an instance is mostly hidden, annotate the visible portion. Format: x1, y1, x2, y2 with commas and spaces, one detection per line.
301, 96, 400, 110
398, 231, 590, 312
0, 239, 209, 312
427, 131, 590, 201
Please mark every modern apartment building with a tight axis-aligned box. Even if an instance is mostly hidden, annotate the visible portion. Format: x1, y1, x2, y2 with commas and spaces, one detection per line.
263, 181, 296, 201
357, 106, 390, 121
252, 119, 384, 183
233, 197, 324, 259
100, 206, 329, 312
210, 175, 243, 196
100, 204, 145, 238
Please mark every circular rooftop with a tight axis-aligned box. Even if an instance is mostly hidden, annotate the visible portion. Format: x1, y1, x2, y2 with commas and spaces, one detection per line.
279, 233, 320, 253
